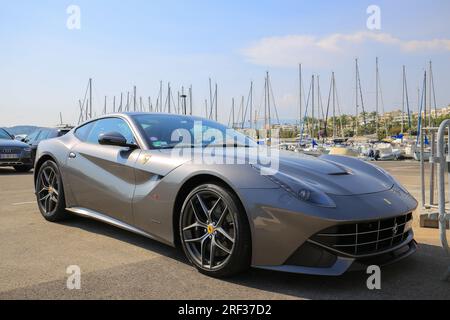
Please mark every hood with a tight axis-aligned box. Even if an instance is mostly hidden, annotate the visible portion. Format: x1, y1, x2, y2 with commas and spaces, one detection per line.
275, 151, 394, 196
156, 147, 394, 196
0, 138, 29, 148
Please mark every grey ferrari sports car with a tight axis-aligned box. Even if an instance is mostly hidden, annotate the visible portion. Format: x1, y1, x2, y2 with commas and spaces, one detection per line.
34, 113, 418, 278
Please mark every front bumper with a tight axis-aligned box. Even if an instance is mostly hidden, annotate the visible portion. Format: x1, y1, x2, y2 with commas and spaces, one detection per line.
0, 155, 33, 167
256, 232, 417, 276
237, 187, 418, 275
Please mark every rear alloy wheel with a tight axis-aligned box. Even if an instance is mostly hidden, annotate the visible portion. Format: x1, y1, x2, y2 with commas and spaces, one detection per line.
179, 184, 251, 278
36, 160, 69, 222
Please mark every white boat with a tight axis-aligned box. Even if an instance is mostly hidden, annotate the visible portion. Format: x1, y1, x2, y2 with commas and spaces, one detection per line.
414, 150, 431, 162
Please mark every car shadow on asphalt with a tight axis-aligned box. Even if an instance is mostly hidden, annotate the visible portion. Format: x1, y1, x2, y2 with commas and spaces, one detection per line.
0, 167, 33, 176
58, 216, 186, 262
58, 216, 450, 299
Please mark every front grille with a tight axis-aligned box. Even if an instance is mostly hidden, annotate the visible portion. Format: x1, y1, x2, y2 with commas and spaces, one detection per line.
0, 148, 22, 154
311, 213, 413, 256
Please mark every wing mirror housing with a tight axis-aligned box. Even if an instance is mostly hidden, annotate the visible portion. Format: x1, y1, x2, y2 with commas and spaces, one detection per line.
98, 132, 138, 149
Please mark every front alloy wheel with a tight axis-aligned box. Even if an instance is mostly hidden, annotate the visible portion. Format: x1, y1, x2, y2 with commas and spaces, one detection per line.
180, 184, 251, 278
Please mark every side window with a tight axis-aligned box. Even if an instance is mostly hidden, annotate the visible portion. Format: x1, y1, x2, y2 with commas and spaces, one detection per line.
86, 118, 136, 145
75, 121, 95, 142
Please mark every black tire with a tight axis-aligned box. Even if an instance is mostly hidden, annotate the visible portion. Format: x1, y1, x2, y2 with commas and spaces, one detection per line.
179, 183, 251, 278
14, 165, 32, 173
35, 160, 70, 222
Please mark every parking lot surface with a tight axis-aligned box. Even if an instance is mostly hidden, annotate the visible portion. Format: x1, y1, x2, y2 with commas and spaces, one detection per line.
0, 162, 449, 300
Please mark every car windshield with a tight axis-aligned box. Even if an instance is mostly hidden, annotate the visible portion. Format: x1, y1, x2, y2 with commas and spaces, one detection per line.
132, 114, 257, 150
0, 129, 12, 140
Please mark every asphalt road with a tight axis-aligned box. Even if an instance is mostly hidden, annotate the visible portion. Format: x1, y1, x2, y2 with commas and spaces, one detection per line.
0, 162, 449, 300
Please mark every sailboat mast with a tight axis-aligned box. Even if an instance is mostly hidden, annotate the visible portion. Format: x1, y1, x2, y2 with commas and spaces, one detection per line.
133, 86, 137, 111
89, 78, 93, 119
355, 59, 359, 137
332, 72, 336, 139
215, 83, 218, 122
299, 64, 302, 130
232, 98, 235, 128
311, 74, 315, 139
249, 81, 253, 129
402, 66, 405, 133
189, 86, 193, 116
159, 81, 163, 112
429, 61, 432, 127
376, 58, 380, 138
267, 71, 271, 129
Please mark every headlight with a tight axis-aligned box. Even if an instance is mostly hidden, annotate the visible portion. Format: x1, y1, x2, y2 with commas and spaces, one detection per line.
251, 164, 336, 208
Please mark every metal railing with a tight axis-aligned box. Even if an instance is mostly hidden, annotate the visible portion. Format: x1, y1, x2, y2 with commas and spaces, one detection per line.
436, 120, 450, 281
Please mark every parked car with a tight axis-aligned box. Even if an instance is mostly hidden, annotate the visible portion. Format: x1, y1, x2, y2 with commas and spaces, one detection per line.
34, 113, 418, 278
0, 128, 33, 172
23, 126, 72, 163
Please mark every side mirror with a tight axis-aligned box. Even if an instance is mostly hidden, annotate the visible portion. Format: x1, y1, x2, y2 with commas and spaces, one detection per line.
98, 132, 138, 149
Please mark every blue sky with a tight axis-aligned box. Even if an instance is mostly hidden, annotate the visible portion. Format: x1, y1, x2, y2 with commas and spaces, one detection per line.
1, 0, 450, 126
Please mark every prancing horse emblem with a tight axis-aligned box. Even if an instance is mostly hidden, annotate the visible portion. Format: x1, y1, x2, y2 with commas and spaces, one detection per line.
392, 223, 399, 235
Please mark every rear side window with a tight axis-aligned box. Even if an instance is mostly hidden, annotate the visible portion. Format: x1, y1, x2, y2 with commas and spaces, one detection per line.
75, 122, 95, 142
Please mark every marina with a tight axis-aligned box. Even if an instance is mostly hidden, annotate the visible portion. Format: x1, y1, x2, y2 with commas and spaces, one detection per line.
57, 58, 448, 165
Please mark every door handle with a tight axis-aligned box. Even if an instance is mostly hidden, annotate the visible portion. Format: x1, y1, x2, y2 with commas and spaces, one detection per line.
69, 152, 77, 159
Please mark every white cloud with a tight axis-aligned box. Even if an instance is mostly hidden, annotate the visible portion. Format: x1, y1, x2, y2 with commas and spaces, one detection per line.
242, 31, 450, 67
